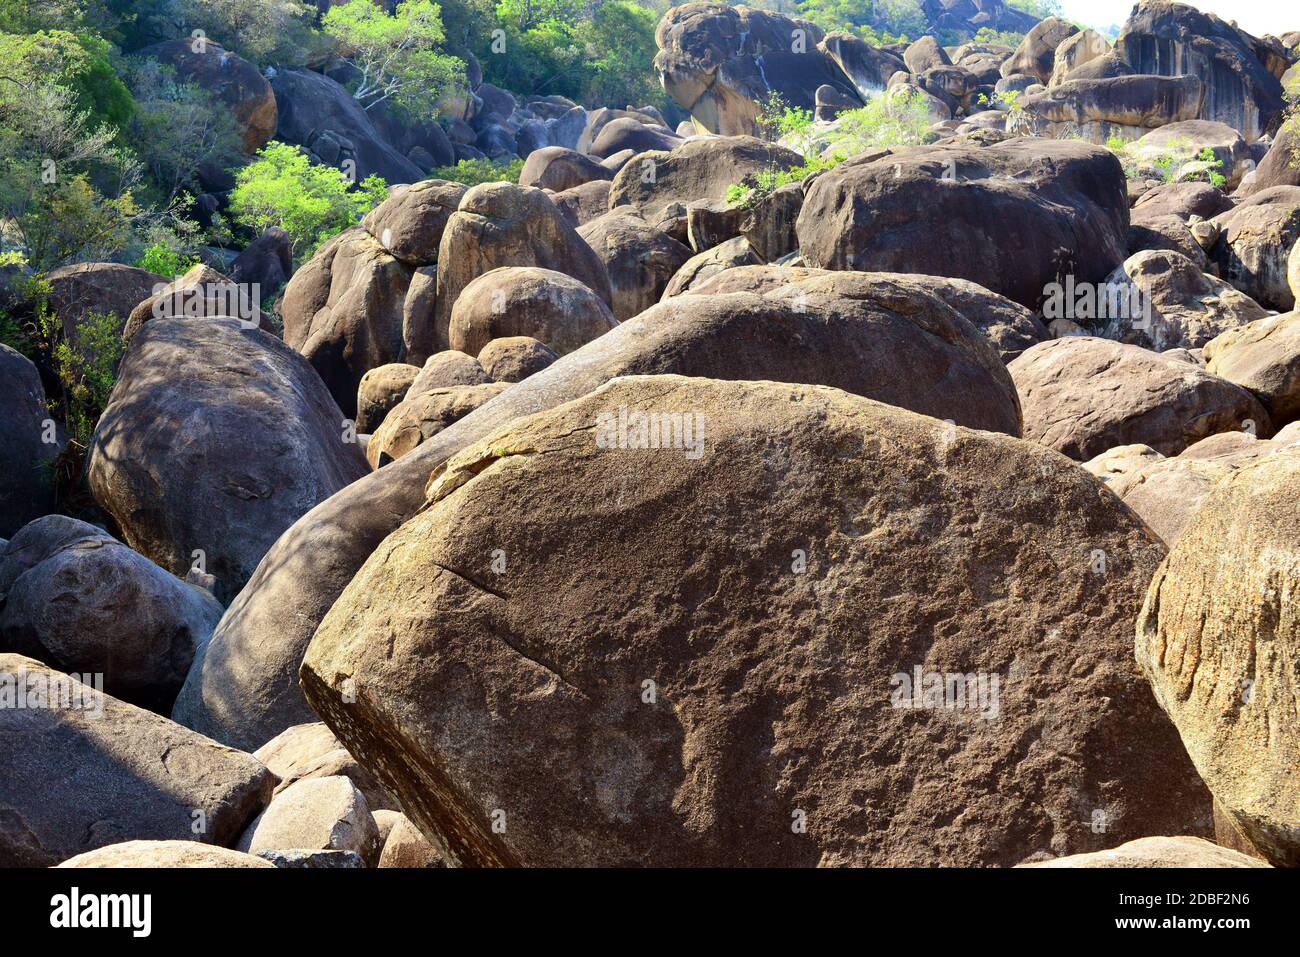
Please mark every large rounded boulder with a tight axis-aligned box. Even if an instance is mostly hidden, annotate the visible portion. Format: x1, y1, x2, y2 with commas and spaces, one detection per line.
433, 183, 613, 357
171, 266, 1024, 750
0, 345, 54, 538
577, 211, 694, 322
1010, 336, 1271, 459
797, 138, 1130, 311
1136, 446, 1300, 866
447, 267, 617, 357
87, 319, 370, 605
302, 374, 1209, 867
1206, 186, 1300, 312
0, 516, 222, 711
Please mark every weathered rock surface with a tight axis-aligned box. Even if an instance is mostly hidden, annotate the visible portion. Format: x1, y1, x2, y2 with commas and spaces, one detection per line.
1017, 75, 1204, 142
410, 350, 494, 393
44, 262, 162, 345
1001, 17, 1078, 84
478, 336, 558, 383
654, 4, 860, 134
88, 319, 369, 605
1100, 249, 1269, 350
662, 236, 763, 297
1207, 186, 1300, 311
0, 654, 274, 867
798, 138, 1129, 311
434, 183, 613, 355
281, 181, 467, 415
0, 345, 54, 538
173, 265, 1029, 749
377, 812, 445, 868
1010, 336, 1271, 459
356, 363, 420, 435
447, 266, 617, 357
302, 374, 1208, 866
0, 516, 222, 711
1136, 446, 1300, 866
270, 67, 423, 182
1022, 836, 1270, 868
1205, 311, 1300, 425
237, 776, 381, 866
1116, 0, 1285, 141
57, 840, 275, 868
578, 211, 694, 321
608, 136, 803, 234
519, 147, 612, 192
254, 722, 396, 812
367, 383, 511, 468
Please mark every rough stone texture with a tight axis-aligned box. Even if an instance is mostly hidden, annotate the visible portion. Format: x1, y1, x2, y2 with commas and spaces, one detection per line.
519, 147, 612, 192
87, 319, 369, 606
270, 67, 423, 182
410, 350, 494, 393
608, 136, 803, 233
1115, 0, 1286, 141
588, 118, 681, 160
236, 776, 381, 867
57, 840, 275, 868
1048, 30, 1110, 87
434, 183, 613, 356
123, 264, 269, 342
356, 363, 420, 435
173, 266, 1034, 750
447, 266, 617, 357
229, 227, 293, 298
367, 383, 511, 468
1207, 186, 1300, 311
578, 211, 694, 322
254, 722, 397, 812
1099, 249, 1269, 350
1132, 120, 1252, 189
1000, 17, 1079, 84
378, 813, 445, 868
797, 138, 1129, 311
301, 374, 1208, 867
552, 179, 614, 228
1083, 428, 1298, 543
1017, 74, 1204, 143
1021, 836, 1270, 868
478, 336, 558, 383
654, 4, 860, 134
0, 654, 274, 867
0, 516, 222, 712
281, 182, 466, 415
136, 40, 276, 152
44, 262, 162, 346
256, 848, 363, 868
0, 345, 54, 538
1010, 336, 1272, 459
1136, 446, 1300, 866
662, 236, 763, 297
1240, 119, 1300, 196
1204, 311, 1300, 425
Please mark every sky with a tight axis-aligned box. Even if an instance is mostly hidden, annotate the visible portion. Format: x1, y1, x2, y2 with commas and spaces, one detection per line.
1060, 0, 1298, 37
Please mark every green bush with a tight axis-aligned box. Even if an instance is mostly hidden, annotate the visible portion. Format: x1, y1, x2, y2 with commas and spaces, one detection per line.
430, 157, 524, 187
135, 242, 198, 278
228, 142, 388, 261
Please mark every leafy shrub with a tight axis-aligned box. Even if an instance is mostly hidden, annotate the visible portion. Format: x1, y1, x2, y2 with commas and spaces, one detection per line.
430, 157, 524, 187
135, 242, 198, 278
228, 142, 388, 261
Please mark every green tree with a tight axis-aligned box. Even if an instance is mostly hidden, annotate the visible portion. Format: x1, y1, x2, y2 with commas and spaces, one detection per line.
228, 141, 388, 260
322, 0, 466, 117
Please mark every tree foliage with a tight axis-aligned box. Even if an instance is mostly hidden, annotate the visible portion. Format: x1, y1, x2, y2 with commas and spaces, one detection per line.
228, 141, 388, 260
322, 0, 465, 116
